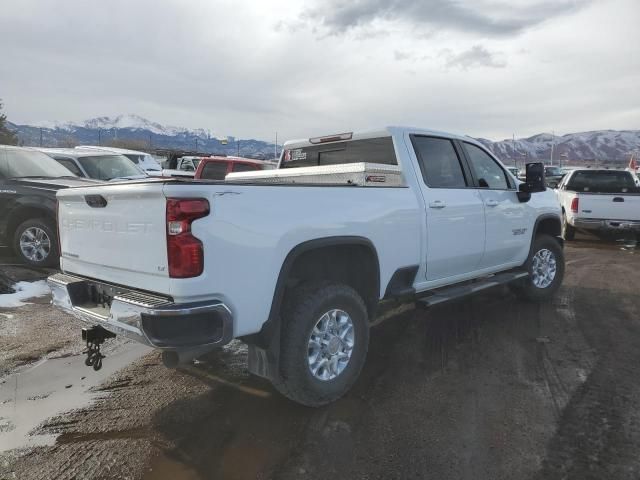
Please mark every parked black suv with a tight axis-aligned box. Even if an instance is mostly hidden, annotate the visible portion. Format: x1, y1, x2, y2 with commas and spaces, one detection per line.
0, 145, 102, 267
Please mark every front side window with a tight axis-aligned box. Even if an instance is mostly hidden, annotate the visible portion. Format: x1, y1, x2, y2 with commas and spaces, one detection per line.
281, 137, 397, 169
411, 136, 467, 188
464, 143, 510, 189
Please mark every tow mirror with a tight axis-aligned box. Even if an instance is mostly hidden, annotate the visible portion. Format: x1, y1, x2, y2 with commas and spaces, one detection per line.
517, 162, 546, 202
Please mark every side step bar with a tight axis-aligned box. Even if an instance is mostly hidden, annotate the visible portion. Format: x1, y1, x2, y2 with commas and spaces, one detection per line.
417, 270, 528, 308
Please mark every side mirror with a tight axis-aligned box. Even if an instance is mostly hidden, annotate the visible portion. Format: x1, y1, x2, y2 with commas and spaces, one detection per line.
517, 162, 546, 202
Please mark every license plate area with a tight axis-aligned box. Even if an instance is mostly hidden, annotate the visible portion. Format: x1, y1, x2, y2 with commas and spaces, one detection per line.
67, 280, 128, 310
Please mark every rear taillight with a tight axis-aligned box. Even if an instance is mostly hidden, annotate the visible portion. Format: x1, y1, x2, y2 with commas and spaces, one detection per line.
166, 198, 210, 278
570, 197, 579, 213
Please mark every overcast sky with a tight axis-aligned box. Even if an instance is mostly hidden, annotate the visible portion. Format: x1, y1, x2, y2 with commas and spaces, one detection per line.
1, 0, 638, 142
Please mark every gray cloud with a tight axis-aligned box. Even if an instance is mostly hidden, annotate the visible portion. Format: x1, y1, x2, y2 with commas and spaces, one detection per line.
300, 0, 589, 36
444, 45, 506, 69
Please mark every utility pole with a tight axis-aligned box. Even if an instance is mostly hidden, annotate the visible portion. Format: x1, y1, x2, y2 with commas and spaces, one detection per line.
195, 137, 199, 152
511, 133, 516, 167
275, 132, 278, 160
549, 130, 555, 166
39, 128, 43, 147
149, 133, 152, 149
237, 139, 240, 157
98, 129, 102, 145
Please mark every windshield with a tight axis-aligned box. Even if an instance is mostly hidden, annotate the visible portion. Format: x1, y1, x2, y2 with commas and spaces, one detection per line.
3, 149, 74, 178
78, 155, 145, 180
281, 137, 397, 169
545, 167, 562, 176
565, 170, 639, 193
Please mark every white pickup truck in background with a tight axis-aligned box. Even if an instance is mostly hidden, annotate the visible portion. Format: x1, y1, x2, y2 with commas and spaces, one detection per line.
556, 169, 640, 240
48, 127, 565, 406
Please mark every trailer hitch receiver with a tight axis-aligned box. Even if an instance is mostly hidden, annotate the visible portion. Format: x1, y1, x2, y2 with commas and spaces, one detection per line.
82, 326, 116, 371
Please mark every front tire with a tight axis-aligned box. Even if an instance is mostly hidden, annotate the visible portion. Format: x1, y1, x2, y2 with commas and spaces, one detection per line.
512, 234, 565, 302
274, 282, 370, 407
13, 218, 59, 268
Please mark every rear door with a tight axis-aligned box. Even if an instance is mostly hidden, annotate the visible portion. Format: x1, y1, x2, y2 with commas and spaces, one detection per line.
461, 142, 529, 268
410, 135, 485, 281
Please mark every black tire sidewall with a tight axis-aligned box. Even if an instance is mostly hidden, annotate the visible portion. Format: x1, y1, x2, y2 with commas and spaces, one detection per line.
13, 218, 59, 267
278, 283, 369, 406
521, 234, 564, 300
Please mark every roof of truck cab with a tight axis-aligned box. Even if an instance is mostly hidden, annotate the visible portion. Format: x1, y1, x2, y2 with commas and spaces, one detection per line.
283, 127, 483, 149
37, 147, 128, 158
75, 146, 152, 155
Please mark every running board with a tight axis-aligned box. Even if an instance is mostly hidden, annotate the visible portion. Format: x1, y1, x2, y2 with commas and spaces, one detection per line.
417, 270, 528, 308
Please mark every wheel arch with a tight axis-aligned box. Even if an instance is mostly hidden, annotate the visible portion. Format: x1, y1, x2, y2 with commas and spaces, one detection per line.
244, 236, 381, 349
531, 213, 563, 249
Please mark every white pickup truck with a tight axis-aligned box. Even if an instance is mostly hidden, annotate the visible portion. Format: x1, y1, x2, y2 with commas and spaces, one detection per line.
48, 127, 565, 406
557, 169, 640, 240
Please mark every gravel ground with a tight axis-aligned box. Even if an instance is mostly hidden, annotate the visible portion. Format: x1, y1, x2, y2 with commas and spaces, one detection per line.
0, 235, 638, 480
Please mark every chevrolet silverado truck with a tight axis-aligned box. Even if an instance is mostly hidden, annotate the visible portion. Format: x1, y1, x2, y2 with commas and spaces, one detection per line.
556, 169, 640, 240
48, 127, 565, 406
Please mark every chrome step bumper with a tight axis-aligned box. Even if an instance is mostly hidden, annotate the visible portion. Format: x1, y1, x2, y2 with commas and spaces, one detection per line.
48, 273, 233, 349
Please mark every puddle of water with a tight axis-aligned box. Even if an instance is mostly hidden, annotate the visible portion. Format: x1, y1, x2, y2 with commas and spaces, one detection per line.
0, 342, 150, 452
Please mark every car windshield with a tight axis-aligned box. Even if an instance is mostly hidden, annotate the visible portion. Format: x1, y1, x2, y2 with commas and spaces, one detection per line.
545, 167, 562, 176
77, 155, 144, 180
565, 170, 639, 193
3, 149, 74, 178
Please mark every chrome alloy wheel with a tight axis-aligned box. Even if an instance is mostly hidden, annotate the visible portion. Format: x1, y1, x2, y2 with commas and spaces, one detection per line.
19, 227, 51, 262
531, 248, 557, 288
307, 309, 355, 381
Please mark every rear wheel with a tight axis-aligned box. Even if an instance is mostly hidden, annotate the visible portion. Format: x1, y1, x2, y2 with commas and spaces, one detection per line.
562, 212, 575, 240
511, 234, 564, 301
13, 218, 59, 268
273, 282, 369, 407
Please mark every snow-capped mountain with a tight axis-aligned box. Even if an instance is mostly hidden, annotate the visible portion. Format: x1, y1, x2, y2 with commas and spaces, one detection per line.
10, 115, 276, 158
31, 114, 209, 138
477, 130, 640, 164
8, 115, 640, 163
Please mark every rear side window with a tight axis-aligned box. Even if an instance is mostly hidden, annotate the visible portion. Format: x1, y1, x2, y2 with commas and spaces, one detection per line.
281, 137, 397, 169
411, 136, 467, 188
464, 143, 511, 189
54, 157, 83, 176
232, 162, 259, 173
200, 162, 229, 180
565, 171, 639, 193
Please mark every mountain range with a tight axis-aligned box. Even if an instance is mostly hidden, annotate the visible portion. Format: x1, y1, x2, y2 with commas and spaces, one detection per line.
8, 114, 640, 164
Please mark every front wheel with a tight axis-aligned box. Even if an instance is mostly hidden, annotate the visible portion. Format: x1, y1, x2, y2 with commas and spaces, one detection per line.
273, 282, 370, 407
511, 234, 565, 301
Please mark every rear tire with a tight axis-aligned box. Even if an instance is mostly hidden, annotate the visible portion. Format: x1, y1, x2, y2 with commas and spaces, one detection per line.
273, 282, 369, 407
511, 234, 564, 302
13, 218, 59, 268
562, 212, 575, 240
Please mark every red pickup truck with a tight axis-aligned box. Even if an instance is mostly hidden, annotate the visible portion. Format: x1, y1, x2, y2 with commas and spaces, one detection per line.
194, 156, 270, 180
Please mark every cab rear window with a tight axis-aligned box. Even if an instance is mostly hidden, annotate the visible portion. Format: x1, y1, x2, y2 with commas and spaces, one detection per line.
565, 171, 639, 194
281, 137, 397, 169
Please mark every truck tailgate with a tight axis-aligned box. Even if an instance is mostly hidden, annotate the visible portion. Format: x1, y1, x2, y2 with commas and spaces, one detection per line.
578, 193, 640, 220
57, 183, 171, 295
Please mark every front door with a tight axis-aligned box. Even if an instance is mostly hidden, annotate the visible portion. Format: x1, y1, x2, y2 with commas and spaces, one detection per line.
461, 142, 529, 268
409, 135, 486, 281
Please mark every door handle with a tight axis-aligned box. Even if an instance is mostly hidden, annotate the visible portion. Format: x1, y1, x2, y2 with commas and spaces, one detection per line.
485, 200, 499, 207
429, 200, 446, 209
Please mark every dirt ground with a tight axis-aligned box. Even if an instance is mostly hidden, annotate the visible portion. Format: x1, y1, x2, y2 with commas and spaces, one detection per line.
0, 235, 639, 480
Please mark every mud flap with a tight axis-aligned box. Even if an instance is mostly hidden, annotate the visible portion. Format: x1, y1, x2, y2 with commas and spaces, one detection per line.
247, 344, 278, 381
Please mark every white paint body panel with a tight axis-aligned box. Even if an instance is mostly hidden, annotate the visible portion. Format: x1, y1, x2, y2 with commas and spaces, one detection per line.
57, 127, 562, 339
